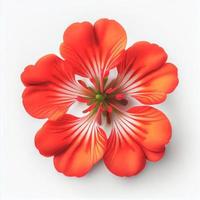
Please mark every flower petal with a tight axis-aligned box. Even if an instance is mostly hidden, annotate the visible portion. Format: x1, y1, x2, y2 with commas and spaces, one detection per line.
127, 106, 171, 151
143, 147, 165, 162
104, 130, 146, 176
60, 18, 127, 78
21, 54, 86, 120
35, 114, 107, 177
117, 41, 178, 104
131, 63, 178, 104
104, 106, 171, 176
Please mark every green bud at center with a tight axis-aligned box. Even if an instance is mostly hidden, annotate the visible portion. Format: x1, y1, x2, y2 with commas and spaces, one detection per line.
95, 94, 103, 101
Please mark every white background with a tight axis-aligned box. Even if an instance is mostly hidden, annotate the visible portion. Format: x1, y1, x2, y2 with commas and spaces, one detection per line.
0, 0, 200, 199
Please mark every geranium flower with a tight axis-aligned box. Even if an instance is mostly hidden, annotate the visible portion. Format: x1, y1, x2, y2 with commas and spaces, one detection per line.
21, 18, 178, 177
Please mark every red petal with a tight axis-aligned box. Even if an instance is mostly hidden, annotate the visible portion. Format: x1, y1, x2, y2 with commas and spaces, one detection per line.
117, 41, 178, 104
21, 54, 85, 120
35, 114, 107, 177
104, 130, 146, 177
127, 106, 172, 151
143, 147, 165, 162
60, 18, 127, 78
104, 106, 171, 176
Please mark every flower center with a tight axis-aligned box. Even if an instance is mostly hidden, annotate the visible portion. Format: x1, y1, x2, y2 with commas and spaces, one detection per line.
77, 76, 128, 125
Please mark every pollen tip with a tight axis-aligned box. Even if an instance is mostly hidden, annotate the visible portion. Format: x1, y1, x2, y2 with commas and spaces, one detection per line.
105, 88, 113, 94
77, 96, 89, 103
115, 93, 125, 100
107, 105, 113, 113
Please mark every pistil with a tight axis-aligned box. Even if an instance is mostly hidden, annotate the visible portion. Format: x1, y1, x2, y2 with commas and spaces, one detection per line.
95, 93, 104, 101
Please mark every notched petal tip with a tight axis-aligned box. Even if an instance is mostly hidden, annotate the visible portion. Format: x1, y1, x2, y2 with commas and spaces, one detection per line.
21, 54, 63, 86
60, 18, 127, 78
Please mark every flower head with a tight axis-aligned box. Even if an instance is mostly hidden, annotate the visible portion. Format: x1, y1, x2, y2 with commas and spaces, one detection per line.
21, 18, 178, 177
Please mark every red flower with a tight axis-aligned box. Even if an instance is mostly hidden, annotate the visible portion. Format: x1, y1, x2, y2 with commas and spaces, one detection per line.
21, 19, 178, 177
